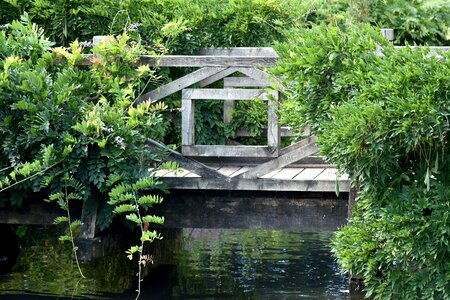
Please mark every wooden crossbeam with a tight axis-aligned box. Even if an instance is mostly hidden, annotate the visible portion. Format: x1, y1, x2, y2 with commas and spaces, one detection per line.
135, 67, 226, 103
147, 139, 226, 179
198, 47, 278, 57
182, 88, 277, 100
198, 67, 240, 87
224, 76, 272, 87
235, 68, 284, 91
182, 145, 279, 158
237, 136, 319, 179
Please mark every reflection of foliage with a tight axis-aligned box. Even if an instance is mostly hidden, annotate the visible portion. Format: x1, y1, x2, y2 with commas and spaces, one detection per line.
172, 230, 344, 298
0, 226, 135, 296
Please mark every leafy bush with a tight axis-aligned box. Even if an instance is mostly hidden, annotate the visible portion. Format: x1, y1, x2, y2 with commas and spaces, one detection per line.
0, 14, 169, 229
275, 21, 450, 299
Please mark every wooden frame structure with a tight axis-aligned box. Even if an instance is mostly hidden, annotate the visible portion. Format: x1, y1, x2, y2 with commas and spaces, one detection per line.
135, 47, 286, 158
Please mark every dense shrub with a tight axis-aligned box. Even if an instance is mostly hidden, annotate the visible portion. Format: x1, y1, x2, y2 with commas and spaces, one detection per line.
0, 15, 169, 230
274, 21, 450, 299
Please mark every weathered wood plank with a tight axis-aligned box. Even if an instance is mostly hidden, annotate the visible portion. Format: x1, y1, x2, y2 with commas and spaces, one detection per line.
163, 168, 189, 178
183, 88, 277, 100
198, 67, 240, 87
238, 136, 319, 179
236, 67, 284, 90
267, 93, 280, 154
259, 169, 281, 179
271, 168, 304, 180
136, 67, 226, 103
280, 137, 312, 156
0, 203, 80, 225
223, 100, 235, 123
138, 55, 279, 67
230, 167, 252, 177
224, 77, 272, 87
181, 92, 195, 145
380, 28, 394, 41
235, 126, 296, 138
293, 168, 324, 180
147, 138, 226, 179
183, 172, 201, 178
217, 166, 241, 176
198, 47, 278, 57
182, 145, 279, 158
314, 168, 340, 181
78, 197, 99, 239
153, 169, 174, 177
160, 176, 350, 192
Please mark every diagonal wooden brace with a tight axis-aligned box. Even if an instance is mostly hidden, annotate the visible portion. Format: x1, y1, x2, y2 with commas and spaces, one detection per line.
147, 138, 227, 179
135, 67, 227, 104
237, 136, 319, 179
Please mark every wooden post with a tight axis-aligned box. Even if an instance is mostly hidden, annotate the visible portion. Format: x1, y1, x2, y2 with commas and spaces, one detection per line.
267, 92, 280, 156
380, 28, 394, 41
181, 89, 195, 146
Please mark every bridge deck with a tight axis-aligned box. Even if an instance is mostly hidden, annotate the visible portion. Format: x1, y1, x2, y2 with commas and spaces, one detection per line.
157, 165, 350, 193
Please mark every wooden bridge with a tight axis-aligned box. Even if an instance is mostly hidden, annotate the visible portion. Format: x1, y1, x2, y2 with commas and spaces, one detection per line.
138, 46, 350, 193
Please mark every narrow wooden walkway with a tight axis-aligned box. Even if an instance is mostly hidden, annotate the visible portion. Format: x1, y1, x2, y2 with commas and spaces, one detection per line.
156, 165, 350, 192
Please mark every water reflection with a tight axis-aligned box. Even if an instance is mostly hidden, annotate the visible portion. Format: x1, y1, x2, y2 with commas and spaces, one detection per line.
170, 229, 349, 300
0, 228, 353, 299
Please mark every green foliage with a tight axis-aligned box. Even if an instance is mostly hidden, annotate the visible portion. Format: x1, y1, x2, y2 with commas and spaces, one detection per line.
107, 172, 173, 298
276, 20, 450, 299
0, 16, 169, 214
322, 0, 450, 46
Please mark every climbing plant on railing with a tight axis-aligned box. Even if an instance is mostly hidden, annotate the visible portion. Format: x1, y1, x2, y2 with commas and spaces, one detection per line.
0, 14, 173, 295
274, 20, 450, 299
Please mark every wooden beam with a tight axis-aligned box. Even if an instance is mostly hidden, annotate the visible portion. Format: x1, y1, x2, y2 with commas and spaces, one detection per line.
238, 136, 319, 179
181, 91, 195, 146
380, 28, 394, 41
198, 67, 240, 87
147, 139, 226, 179
198, 47, 278, 57
138, 55, 279, 67
136, 67, 226, 103
223, 100, 235, 124
280, 136, 312, 156
182, 145, 279, 158
78, 197, 98, 239
224, 76, 272, 87
160, 176, 350, 192
183, 88, 277, 100
236, 67, 284, 90
235, 126, 296, 137
267, 93, 280, 155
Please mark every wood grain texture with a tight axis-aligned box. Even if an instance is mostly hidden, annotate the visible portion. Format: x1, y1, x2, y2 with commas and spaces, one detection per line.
238, 136, 319, 179
147, 138, 226, 179
182, 145, 279, 158
136, 67, 226, 103
182, 88, 277, 100
160, 176, 349, 192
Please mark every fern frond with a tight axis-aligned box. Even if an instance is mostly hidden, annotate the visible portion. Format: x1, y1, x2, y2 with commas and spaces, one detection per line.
53, 216, 69, 224
126, 213, 141, 224
142, 215, 164, 225
113, 204, 136, 214
137, 195, 163, 209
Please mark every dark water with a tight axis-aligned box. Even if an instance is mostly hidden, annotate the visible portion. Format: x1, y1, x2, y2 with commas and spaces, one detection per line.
0, 229, 353, 299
